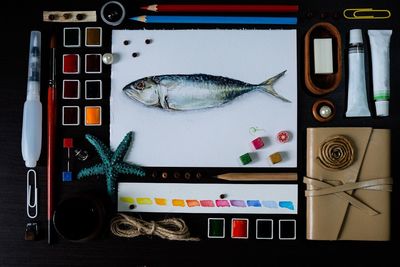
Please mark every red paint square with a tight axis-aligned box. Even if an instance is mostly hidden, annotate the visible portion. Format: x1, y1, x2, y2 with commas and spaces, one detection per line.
63, 54, 80, 74
231, 219, 248, 239
251, 137, 264, 150
63, 138, 73, 148
63, 80, 80, 99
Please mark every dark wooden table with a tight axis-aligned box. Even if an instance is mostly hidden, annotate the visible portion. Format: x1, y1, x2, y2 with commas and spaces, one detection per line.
1, 0, 399, 266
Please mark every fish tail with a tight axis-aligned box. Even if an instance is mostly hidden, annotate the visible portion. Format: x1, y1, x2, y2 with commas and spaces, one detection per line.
258, 70, 291, 103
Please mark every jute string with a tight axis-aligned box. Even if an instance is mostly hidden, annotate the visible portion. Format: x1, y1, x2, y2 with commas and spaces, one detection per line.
110, 213, 200, 241
317, 135, 354, 170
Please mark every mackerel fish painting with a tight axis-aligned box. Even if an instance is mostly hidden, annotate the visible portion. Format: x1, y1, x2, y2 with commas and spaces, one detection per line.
123, 70, 290, 111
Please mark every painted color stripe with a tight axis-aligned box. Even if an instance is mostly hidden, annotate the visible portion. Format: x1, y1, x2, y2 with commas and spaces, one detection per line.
200, 200, 215, 207
215, 200, 230, 207
137, 198, 153, 205
120, 196, 134, 203
279, 201, 295, 210
247, 200, 262, 207
186, 200, 200, 207
230, 200, 246, 207
155, 198, 167, 206
262, 200, 278, 208
172, 199, 185, 207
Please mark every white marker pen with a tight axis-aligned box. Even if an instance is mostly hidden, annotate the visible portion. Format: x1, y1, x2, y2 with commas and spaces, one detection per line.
21, 31, 42, 168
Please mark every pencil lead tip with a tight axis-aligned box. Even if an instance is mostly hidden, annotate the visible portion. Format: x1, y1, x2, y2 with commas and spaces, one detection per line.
129, 15, 146, 22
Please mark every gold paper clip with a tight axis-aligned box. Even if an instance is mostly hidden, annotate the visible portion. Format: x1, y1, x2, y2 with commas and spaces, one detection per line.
343, 8, 391, 19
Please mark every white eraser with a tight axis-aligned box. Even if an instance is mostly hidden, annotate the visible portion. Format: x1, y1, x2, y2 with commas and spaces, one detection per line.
313, 38, 333, 74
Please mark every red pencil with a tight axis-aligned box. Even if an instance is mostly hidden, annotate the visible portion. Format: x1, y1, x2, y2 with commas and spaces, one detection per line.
47, 34, 56, 244
141, 4, 299, 13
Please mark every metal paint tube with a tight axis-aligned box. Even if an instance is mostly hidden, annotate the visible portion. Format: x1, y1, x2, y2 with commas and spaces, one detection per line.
346, 29, 371, 117
368, 30, 392, 117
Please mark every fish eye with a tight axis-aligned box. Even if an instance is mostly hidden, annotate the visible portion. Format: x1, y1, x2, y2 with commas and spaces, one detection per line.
135, 81, 145, 90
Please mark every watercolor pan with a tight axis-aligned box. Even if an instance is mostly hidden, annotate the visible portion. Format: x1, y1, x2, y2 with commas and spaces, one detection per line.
84, 106, 102, 126
279, 219, 296, 240
85, 27, 102, 47
208, 218, 225, 239
62, 106, 80, 126
85, 80, 102, 99
63, 54, 80, 74
85, 54, 102, 73
63, 80, 80, 99
256, 219, 273, 239
231, 218, 249, 239
63, 27, 81, 47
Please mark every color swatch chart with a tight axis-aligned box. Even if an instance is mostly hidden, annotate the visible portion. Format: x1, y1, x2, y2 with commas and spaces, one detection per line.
118, 183, 298, 214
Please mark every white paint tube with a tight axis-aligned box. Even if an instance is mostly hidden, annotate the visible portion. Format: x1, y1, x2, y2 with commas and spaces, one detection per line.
368, 30, 392, 117
346, 29, 371, 117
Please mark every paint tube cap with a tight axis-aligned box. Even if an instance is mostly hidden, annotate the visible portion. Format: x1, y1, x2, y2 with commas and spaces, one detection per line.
349, 29, 363, 44
375, 100, 389, 116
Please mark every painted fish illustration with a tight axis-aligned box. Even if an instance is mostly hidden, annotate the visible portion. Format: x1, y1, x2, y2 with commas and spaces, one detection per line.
123, 70, 290, 111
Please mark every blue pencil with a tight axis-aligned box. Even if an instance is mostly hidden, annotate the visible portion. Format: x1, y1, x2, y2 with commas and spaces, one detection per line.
130, 15, 297, 25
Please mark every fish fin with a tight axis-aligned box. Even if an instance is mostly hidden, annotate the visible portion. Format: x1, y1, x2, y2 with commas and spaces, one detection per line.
258, 70, 291, 103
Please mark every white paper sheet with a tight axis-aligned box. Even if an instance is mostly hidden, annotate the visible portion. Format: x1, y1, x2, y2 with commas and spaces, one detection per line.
111, 30, 297, 167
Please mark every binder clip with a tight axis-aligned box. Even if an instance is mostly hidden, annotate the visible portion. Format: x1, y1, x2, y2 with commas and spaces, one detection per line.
25, 222, 39, 241
343, 8, 391, 19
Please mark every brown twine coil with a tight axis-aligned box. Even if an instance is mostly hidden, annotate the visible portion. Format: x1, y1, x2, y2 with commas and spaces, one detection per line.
317, 135, 354, 170
110, 213, 200, 241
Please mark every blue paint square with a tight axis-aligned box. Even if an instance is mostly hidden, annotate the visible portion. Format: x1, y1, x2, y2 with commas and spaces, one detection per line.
62, 171, 72, 182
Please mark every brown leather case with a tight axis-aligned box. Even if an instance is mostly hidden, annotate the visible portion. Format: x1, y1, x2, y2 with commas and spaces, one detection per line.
304, 127, 392, 240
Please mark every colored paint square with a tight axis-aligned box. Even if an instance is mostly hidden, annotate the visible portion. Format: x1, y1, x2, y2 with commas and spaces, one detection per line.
85, 106, 102, 126
186, 200, 200, 207
62, 106, 80, 126
120, 197, 134, 203
239, 153, 252, 165
230, 200, 246, 207
231, 218, 248, 239
155, 198, 167, 206
85, 80, 102, 99
63, 54, 80, 74
279, 201, 295, 210
279, 219, 296, 240
85, 27, 102, 47
262, 200, 278, 208
251, 137, 264, 150
172, 199, 185, 207
63, 138, 73, 148
136, 198, 153, 205
63, 80, 80, 99
200, 200, 215, 207
247, 200, 262, 207
63, 27, 80, 47
62, 171, 72, 182
208, 218, 225, 238
85, 54, 102, 73
256, 219, 273, 239
215, 200, 230, 207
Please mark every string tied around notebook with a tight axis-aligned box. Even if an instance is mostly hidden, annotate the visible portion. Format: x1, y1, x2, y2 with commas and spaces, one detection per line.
110, 213, 200, 241
317, 135, 354, 170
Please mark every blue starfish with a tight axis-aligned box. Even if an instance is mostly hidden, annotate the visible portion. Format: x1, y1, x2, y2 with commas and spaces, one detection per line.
77, 132, 145, 199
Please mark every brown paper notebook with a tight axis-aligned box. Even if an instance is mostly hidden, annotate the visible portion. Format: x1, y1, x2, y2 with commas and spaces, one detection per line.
304, 127, 392, 240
